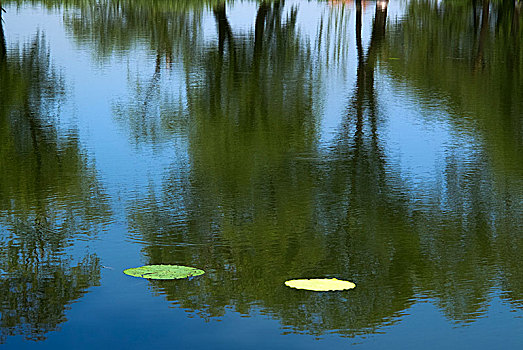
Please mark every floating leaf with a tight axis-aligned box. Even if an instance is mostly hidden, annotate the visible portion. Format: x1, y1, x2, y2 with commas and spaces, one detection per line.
284, 278, 356, 291
123, 265, 205, 280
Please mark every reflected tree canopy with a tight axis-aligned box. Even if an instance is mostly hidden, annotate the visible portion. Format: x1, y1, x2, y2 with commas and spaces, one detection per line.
380, 0, 523, 315
125, 0, 416, 336
72, 0, 522, 336
1, 0, 521, 340
382, 0, 522, 176
0, 250, 100, 342
122, 0, 523, 335
0, 19, 110, 342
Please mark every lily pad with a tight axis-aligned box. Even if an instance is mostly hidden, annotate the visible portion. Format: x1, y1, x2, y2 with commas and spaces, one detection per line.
284, 278, 356, 291
123, 265, 205, 280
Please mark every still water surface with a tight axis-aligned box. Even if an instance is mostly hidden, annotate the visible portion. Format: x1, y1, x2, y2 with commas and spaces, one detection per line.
0, 0, 522, 348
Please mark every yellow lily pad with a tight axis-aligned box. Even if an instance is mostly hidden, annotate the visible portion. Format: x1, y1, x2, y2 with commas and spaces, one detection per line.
123, 265, 205, 280
284, 278, 356, 291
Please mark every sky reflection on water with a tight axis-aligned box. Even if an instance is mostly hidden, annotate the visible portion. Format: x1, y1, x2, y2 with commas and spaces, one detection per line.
0, 0, 522, 348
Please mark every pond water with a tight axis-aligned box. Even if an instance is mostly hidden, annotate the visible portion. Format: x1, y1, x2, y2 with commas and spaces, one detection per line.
0, 0, 522, 348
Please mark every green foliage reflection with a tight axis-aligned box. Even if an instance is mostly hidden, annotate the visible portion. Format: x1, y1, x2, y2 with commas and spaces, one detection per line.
0, 23, 109, 342
119, 0, 523, 336
3, 0, 521, 340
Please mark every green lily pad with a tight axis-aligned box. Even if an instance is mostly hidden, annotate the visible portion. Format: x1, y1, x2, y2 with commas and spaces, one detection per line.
285, 278, 356, 291
123, 265, 205, 280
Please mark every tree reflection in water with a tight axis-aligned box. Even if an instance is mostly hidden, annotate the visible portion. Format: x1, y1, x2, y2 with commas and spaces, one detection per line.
0, 0, 521, 340
0, 22, 110, 342
380, 0, 522, 317
122, 0, 418, 335
119, 0, 522, 335
101, 0, 522, 336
